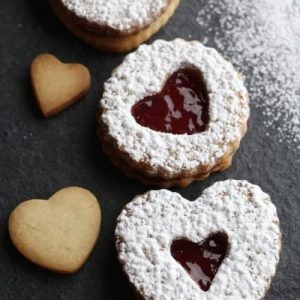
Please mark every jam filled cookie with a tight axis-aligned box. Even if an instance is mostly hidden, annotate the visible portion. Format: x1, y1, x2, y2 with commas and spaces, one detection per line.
98, 39, 249, 188
49, 0, 181, 52
115, 180, 282, 299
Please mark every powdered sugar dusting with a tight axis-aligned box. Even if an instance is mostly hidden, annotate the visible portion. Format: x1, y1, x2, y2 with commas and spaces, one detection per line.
100, 39, 249, 177
61, 0, 169, 32
196, 0, 300, 153
116, 180, 281, 299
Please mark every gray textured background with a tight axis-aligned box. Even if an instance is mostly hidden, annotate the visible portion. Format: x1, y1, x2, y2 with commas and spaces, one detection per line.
0, 1, 299, 299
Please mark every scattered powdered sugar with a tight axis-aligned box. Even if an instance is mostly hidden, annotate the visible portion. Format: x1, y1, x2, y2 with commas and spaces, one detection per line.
100, 39, 249, 177
196, 0, 300, 153
61, 0, 169, 32
116, 180, 281, 299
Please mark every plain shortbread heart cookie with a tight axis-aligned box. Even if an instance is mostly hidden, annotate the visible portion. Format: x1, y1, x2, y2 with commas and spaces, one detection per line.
9, 187, 101, 274
115, 180, 281, 299
31, 53, 91, 117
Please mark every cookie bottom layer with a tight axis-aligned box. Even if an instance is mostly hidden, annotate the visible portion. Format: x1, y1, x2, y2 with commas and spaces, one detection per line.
98, 119, 248, 188
49, 0, 181, 53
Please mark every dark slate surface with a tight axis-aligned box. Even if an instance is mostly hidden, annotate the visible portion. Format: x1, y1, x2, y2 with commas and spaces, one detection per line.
0, 1, 299, 299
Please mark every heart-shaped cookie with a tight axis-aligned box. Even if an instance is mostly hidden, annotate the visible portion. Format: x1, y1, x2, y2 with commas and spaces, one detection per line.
115, 180, 281, 299
9, 187, 101, 274
31, 54, 91, 117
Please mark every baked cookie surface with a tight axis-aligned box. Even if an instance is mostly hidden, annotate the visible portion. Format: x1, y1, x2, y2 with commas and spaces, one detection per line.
98, 39, 249, 187
115, 180, 281, 299
9, 187, 101, 274
31, 53, 91, 117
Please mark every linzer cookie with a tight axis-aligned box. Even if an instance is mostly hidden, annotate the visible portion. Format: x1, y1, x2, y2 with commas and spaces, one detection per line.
49, 0, 181, 52
98, 39, 249, 188
115, 180, 282, 299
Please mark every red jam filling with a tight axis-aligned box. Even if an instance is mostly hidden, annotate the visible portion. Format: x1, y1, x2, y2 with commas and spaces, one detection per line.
131, 68, 209, 134
171, 232, 228, 292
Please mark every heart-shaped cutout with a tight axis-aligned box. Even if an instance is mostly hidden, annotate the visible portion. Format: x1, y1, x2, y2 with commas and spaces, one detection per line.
31, 54, 91, 117
131, 68, 210, 134
115, 180, 281, 299
171, 232, 228, 291
9, 187, 101, 274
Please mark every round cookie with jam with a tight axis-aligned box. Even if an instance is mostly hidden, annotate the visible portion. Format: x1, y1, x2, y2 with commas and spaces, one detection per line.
49, 0, 181, 53
98, 39, 249, 187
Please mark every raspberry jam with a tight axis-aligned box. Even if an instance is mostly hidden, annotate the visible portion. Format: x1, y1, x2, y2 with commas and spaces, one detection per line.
171, 232, 228, 291
131, 68, 209, 135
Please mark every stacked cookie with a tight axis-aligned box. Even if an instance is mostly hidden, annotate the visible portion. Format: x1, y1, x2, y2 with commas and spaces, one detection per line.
98, 39, 249, 187
116, 181, 281, 299
49, 0, 181, 52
